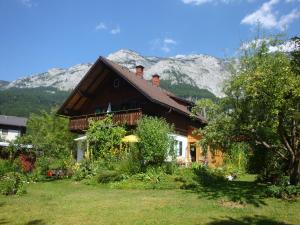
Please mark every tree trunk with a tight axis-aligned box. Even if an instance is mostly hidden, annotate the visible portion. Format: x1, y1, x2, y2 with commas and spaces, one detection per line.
290, 159, 300, 185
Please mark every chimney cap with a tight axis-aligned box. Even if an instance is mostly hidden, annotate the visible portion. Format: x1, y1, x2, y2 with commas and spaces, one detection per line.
152, 74, 160, 78
135, 65, 144, 69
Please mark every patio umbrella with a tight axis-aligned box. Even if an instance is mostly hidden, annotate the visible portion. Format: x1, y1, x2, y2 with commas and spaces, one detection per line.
121, 135, 139, 143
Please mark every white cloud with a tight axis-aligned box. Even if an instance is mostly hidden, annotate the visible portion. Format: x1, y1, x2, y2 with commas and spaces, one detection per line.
241, 0, 300, 31
150, 37, 178, 53
182, 0, 253, 5
278, 9, 300, 30
241, 0, 279, 29
95, 22, 107, 30
164, 38, 177, 45
20, 0, 36, 8
110, 26, 120, 35
161, 46, 171, 52
182, 0, 213, 5
95, 22, 120, 35
285, 0, 300, 3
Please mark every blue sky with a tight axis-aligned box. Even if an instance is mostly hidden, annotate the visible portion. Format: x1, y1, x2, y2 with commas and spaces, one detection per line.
0, 0, 299, 81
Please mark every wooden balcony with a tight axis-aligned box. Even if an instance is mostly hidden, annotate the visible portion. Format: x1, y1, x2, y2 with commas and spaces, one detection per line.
69, 108, 142, 132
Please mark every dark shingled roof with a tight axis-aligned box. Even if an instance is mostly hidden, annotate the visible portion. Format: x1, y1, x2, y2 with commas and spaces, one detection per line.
57, 57, 207, 124
0, 115, 27, 127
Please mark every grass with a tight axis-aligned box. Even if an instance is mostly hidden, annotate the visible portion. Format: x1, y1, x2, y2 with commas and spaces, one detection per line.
0, 176, 299, 225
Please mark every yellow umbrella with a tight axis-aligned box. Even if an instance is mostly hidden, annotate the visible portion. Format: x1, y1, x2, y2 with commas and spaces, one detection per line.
121, 135, 139, 143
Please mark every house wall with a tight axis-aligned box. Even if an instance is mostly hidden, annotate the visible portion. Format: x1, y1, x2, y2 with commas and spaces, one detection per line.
186, 126, 223, 167
79, 73, 146, 115
171, 133, 188, 160
0, 126, 23, 142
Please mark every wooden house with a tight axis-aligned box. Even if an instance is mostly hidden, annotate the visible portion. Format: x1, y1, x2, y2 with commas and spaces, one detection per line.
0, 115, 27, 142
57, 57, 223, 166
0, 115, 27, 149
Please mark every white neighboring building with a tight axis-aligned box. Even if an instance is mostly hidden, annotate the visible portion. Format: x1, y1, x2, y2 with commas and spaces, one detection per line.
0, 115, 27, 146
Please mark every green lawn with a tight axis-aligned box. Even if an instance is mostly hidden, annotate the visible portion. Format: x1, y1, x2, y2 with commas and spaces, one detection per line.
0, 178, 299, 225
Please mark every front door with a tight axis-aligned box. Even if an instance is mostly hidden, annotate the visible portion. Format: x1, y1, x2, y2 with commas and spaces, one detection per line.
190, 143, 196, 162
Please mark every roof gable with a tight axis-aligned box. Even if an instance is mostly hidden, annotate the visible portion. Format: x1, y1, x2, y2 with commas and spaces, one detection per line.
57, 57, 206, 124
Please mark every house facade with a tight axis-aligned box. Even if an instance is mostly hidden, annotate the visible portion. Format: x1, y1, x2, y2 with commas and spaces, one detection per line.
57, 57, 223, 166
0, 115, 27, 145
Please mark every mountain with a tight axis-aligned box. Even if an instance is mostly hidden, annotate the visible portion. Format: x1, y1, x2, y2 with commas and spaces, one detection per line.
5, 49, 231, 97
0, 87, 70, 117
0, 80, 9, 89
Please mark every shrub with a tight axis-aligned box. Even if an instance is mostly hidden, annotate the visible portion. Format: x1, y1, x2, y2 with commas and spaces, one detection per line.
87, 115, 126, 161
0, 160, 15, 177
135, 116, 174, 170
97, 170, 123, 183
265, 175, 300, 199
162, 162, 178, 175
193, 165, 226, 186
34, 156, 51, 177
0, 172, 26, 195
265, 184, 300, 199
224, 143, 249, 176
72, 159, 96, 181
19, 154, 35, 173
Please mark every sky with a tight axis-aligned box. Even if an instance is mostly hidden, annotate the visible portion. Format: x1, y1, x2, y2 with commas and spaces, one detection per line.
0, 0, 299, 81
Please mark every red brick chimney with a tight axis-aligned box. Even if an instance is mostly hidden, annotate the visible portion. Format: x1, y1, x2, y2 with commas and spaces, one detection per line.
152, 74, 160, 87
135, 65, 144, 79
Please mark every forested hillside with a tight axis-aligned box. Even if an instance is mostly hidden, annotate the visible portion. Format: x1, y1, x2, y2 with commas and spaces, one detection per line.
0, 87, 70, 117
160, 80, 216, 101
0, 80, 216, 117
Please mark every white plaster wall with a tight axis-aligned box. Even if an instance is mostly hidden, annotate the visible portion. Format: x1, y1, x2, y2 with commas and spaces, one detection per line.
75, 135, 86, 162
170, 133, 188, 160
0, 129, 21, 142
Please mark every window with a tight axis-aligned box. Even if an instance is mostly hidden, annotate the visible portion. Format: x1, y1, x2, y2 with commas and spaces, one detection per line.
178, 141, 183, 156
174, 140, 183, 156
1, 129, 8, 136
113, 79, 120, 88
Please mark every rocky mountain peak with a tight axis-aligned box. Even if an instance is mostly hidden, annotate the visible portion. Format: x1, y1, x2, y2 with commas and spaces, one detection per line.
4, 49, 231, 97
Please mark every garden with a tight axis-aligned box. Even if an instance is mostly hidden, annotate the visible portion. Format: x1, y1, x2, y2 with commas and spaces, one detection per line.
0, 35, 300, 225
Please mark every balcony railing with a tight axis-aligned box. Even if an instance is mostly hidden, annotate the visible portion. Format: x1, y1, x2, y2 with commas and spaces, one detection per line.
69, 108, 142, 131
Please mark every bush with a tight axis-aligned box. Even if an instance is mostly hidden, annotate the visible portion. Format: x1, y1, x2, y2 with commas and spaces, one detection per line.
265, 184, 300, 199
34, 156, 51, 177
0, 172, 26, 195
172, 168, 198, 189
72, 160, 96, 181
97, 170, 123, 183
19, 154, 35, 173
87, 115, 126, 161
135, 116, 174, 170
193, 165, 226, 186
162, 162, 178, 175
224, 143, 249, 176
0, 160, 16, 177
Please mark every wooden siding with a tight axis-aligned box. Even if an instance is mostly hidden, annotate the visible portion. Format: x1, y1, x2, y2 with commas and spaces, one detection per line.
69, 109, 142, 132
186, 126, 223, 167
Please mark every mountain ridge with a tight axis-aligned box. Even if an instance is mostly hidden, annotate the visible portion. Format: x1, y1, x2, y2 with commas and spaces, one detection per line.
3, 49, 231, 97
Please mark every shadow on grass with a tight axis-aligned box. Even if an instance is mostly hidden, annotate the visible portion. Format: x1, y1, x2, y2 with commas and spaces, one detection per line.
205, 215, 292, 225
24, 219, 46, 225
0, 218, 9, 225
190, 169, 267, 207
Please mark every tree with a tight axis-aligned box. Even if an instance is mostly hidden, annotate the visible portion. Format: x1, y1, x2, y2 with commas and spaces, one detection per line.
192, 98, 234, 152
20, 110, 75, 159
224, 37, 300, 184
192, 36, 300, 184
